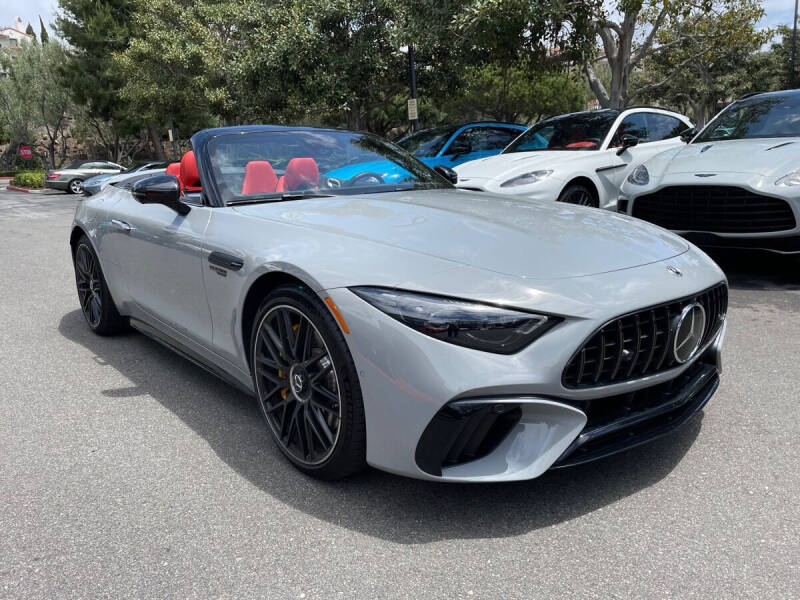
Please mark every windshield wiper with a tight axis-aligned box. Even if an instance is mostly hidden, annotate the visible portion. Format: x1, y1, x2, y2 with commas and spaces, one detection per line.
227, 191, 334, 206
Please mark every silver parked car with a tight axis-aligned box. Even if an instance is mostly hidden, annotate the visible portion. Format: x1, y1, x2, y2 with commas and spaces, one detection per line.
82, 161, 169, 196
46, 160, 125, 194
70, 125, 728, 482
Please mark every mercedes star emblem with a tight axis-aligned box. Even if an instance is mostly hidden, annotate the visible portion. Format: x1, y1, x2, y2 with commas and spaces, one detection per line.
672, 302, 707, 363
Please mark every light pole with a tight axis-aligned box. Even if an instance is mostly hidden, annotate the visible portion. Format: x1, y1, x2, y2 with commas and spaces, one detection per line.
399, 45, 419, 132
791, 0, 799, 88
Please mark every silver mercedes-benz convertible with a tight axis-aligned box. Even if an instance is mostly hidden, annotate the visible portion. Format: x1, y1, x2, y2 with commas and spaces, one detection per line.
70, 125, 727, 482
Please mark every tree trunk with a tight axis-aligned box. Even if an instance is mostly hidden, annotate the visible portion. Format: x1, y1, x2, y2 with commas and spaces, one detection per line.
147, 122, 167, 161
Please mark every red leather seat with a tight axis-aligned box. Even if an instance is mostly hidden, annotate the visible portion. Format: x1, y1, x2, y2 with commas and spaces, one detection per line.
241, 160, 278, 195
165, 162, 182, 189
180, 151, 202, 192
276, 158, 319, 192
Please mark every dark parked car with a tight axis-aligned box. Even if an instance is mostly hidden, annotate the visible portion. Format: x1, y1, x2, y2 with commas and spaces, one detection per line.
45, 160, 125, 194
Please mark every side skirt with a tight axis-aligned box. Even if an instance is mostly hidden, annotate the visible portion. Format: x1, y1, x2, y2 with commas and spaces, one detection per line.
129, 317, 254, 397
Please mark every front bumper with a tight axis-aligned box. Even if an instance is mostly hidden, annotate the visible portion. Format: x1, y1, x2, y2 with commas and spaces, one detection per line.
325, 253, 726, 482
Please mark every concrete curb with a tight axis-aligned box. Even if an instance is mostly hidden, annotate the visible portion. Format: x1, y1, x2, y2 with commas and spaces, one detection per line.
7, 184, 33, 193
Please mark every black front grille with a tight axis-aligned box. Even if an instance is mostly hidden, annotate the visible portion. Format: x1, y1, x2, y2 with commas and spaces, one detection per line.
632, 186, 796, 233
563, 283, 727, 388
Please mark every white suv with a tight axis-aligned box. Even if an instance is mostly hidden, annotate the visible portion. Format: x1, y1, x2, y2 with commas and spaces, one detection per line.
619, 90, 800, 254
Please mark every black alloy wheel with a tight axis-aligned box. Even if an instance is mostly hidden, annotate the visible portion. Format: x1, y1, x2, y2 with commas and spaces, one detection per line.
73, 236, 128, 335
558, 183, 598, 207
75, 243, 103, 328
250, 286, 366, 479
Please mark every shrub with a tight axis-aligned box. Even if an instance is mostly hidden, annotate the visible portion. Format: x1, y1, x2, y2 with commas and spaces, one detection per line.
11, 171, 45, 189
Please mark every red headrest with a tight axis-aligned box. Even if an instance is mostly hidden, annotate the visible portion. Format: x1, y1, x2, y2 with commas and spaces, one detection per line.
241, 161, 278, 195
276, 157, 319, 192
180, 151, 201, 191
165, 162, 182, 187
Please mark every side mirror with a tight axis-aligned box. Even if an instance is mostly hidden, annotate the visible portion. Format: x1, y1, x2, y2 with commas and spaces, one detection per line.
616, 134, 639, 156
434, 165, 458, 185
680, 127, 697, 143
132, 174, 190, 215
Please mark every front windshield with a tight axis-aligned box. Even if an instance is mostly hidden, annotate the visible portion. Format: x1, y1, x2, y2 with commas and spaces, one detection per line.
208, 129, 450, 204
396, 126, 458, 157
694, 92, 800, 143
503, 111, 619, 153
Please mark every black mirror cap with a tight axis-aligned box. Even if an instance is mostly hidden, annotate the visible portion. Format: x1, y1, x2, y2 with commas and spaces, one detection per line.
434, 165, 458, 185
132, 174, 189, 214
680, 127, 698, 143
616, 134, 639, 155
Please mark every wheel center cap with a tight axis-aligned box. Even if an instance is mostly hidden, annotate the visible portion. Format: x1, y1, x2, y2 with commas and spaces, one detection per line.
289, 365, 310, 402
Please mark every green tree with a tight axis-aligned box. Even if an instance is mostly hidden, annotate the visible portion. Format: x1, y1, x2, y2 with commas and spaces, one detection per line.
442, 65, 586, 123
0, 41, 72, 168
39, 17, 50, 44
25, 23, 36, 41
634, 0, 771, 125
57, 0, 155, 158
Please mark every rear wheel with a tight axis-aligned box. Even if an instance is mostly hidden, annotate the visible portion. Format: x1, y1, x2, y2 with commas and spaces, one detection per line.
250, 285, 366, 479
73, 236, 128, 335
558, 183, 598, 207
67, 179, 83, 195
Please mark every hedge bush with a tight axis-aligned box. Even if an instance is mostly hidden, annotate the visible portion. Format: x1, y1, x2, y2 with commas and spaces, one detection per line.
11, 171, 45, 189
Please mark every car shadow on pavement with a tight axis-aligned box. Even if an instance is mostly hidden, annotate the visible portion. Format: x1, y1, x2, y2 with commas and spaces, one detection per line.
60, 308, 702, 544
704, 248, 800, 291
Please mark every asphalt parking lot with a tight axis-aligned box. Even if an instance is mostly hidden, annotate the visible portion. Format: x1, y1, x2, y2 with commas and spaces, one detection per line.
1, 186, 798, 599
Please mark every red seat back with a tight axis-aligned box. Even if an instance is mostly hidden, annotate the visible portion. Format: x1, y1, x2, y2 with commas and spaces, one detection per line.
165, 162, 182, 188
276, 157, 319, 192
180, 151, 202, 192
241, 160, 278, 195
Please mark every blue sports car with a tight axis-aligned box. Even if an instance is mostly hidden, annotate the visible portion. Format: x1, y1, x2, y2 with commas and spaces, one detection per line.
324, 122, 527, 185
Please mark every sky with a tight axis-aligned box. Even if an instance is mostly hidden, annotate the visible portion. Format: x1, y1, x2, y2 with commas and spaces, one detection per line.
0, 0, 796, 39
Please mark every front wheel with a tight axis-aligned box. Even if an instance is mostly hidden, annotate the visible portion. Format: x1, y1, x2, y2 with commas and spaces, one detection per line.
558, 183, 598, 207
73, 236, 128, 335
250, 285, 366, 479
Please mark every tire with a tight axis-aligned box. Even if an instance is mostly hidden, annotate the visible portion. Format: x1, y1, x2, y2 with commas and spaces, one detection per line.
250, 284, 366, 479
73, 235, 128, 335
558, 183, 598, 207
67, 179, 83, 195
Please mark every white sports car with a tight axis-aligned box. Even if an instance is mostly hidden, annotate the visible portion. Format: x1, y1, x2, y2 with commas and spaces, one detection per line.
454, 107, 692, 209
619, 89, 800, 254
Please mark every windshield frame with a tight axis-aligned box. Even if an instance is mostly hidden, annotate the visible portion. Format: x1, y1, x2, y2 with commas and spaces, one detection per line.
396, 125, 460, 157
503, 110, 620, 154
693, 91, 800, 144
196, 127, 453, 207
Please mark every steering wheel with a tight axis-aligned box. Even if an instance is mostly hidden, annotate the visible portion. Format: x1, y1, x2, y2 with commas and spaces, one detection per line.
347, 172, 384, 187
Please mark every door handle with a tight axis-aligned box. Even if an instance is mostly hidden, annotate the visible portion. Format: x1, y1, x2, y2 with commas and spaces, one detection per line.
209, 251, 244, 271
111, 219, 134, 232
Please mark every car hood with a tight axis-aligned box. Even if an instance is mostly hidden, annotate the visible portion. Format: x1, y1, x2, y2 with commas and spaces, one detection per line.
233, 189, 688, 280
454, 150, 590, 182
656, 138, 800, 177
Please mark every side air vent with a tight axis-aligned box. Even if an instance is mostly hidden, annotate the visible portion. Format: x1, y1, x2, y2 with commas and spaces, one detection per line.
415, 402, 522, 476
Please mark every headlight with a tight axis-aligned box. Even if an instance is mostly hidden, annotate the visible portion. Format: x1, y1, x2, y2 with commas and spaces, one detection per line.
351, 287, 561, 354
627, 165, 650, 185
500, 170, 553, 188
776, 171, 800, 186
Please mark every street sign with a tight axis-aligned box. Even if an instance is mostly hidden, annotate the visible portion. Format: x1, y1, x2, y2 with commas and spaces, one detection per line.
18, 146, 32, 160
407, 99, 418, 121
